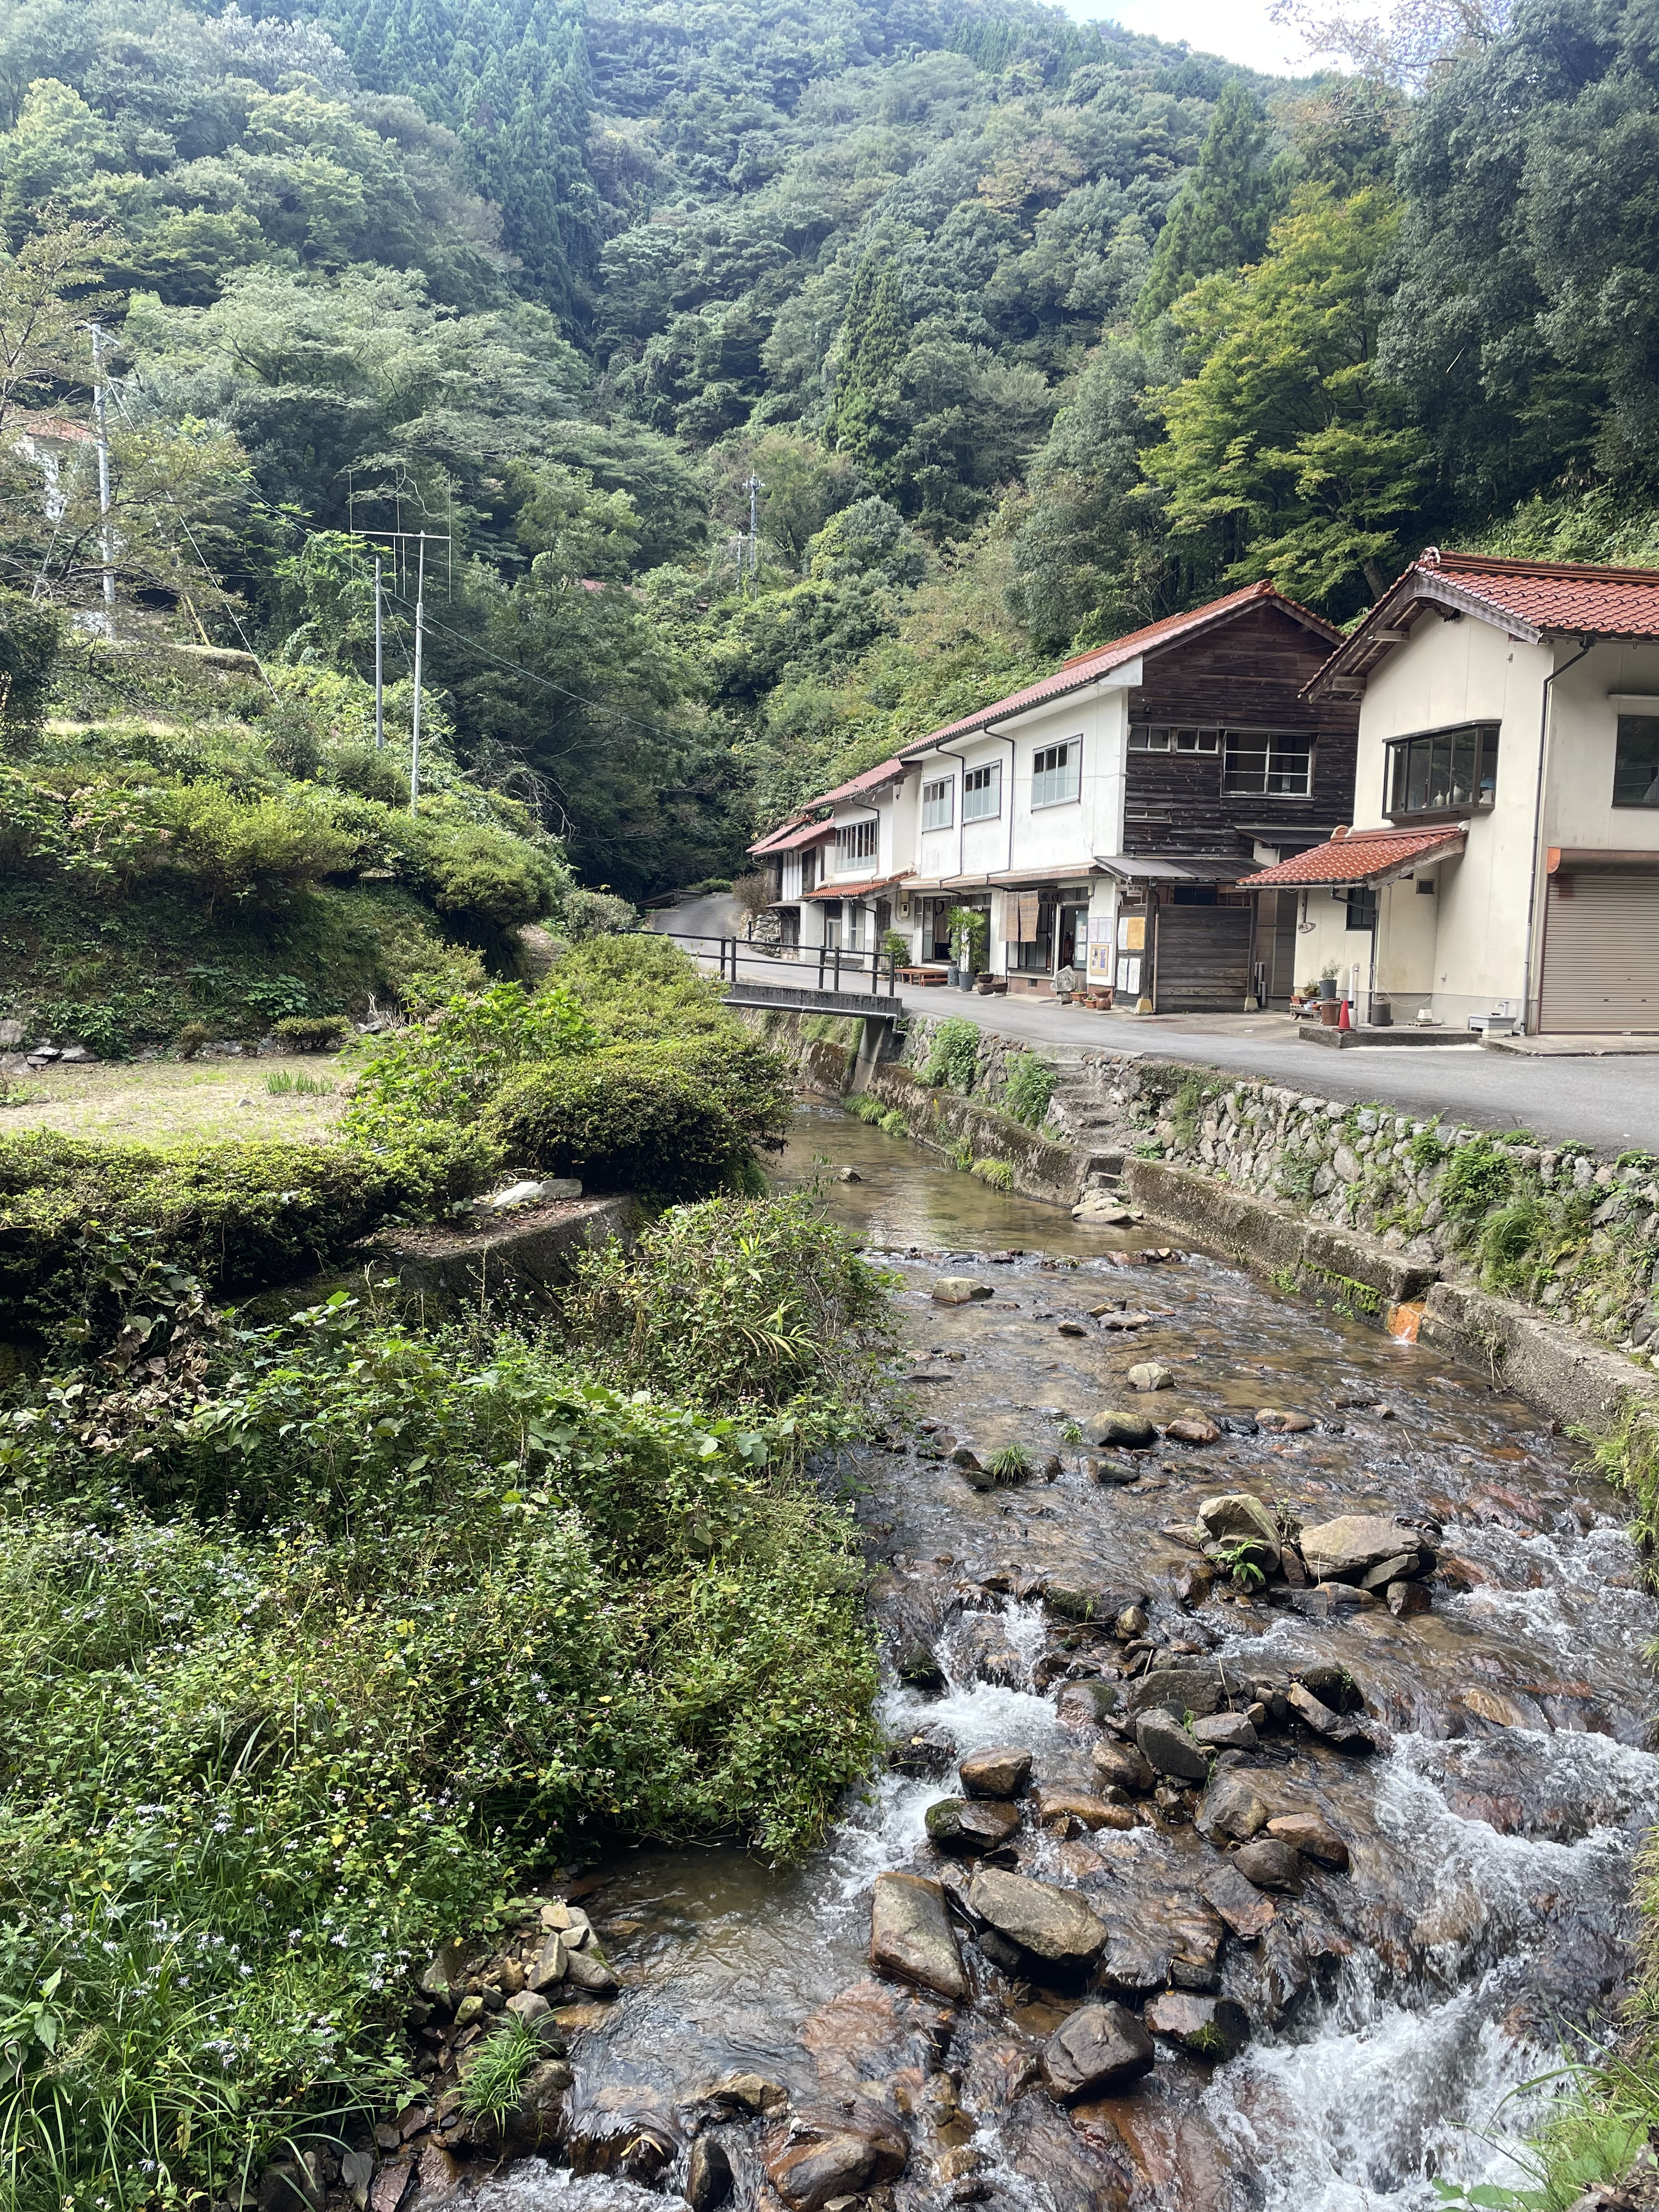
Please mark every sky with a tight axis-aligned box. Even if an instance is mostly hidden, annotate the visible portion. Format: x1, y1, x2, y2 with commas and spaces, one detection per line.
1063, 0, 1321, 77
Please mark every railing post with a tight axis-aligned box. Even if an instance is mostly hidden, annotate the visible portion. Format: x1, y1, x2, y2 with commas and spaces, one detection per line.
888, 952, 896, 998
834, 948, 842, 992
817, 944, 825, 992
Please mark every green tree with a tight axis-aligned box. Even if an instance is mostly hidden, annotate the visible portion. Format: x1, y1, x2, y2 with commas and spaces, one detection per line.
1145, 184, 1431, 611
1136, 82, 1284, 330
826, 258, 910, 475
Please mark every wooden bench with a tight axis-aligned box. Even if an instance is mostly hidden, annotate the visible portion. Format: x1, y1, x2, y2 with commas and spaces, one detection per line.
898, 967, 950, 985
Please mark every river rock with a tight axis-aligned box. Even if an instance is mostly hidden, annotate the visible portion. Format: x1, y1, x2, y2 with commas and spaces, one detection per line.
568, 2102, 680, 2184
1290, 1583, 1378, 1622
1127, 1362, 1173, 1391
1287, 1682, 1379, 1754
890, 1723, 957, 1776
687, 2138, 733, 2212
1086, 1409, 1159, 1448
527, 1933, 567, 1991
961, 1615, 1026, 1688
1233, 1838, 1303, 1894
932, 1278, 993, 1305
503, 1990, 546, 2027
1198, 1861, 1277, 1940
1359, 1551, 1420, 1590
869, 1872, 969, 2000
1092, 1740, 1156, 1795
1299, 1663, 1365, 1712
1055, 1678, 1121, 1725
1255, 1408, 1314, 1432
960, 1746, 1032, 1798
1046, 1578, 1144, 1623
1143, 1990, 1251, 2059
1165, 1409, 1221, 1446
1389, 1578, 1432, 1617
564, 1948, 619, 1994
926, 1797, 1021, 1854
1197, 1771, 1269, 1843
1088, 1455, 1141, 1486
1130, 1659, 1223, 1717
1300, 1514, 1425, 1583
764, 2101, 907, 2212
1266, 1813, 1350, 1870
1192, 1712, 1259, 1753
894, 1639, 947, 1694
1040, 2002, 1154, 2102
964, 1868, 1110, 1973
1195, 1494, 1282, 1567
1032, 1786, 1136, 1832
1115, 1604, 1148, 1639
708, 2074, 789, 2114
1134, 1707, 1210, 1784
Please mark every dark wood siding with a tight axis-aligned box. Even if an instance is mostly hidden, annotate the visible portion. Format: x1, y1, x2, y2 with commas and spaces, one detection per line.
1152, 906, 1255, 1012
1122, 602, 1358, 859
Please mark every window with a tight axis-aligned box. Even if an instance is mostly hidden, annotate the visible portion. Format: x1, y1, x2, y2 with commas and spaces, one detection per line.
921, 776, 953, 831
1130, 726, 1220, 753
1223, 732, 1313, 796
1031, 739, 1081, 808
1345, 887, 1378, 930
963, 762, 1001, 821
1614, 714, 1659, 807
837, 817, 878, 864
1384, 722, 1499, 818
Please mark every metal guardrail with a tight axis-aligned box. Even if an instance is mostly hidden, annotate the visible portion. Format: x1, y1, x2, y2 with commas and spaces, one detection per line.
651, 928, 901, 999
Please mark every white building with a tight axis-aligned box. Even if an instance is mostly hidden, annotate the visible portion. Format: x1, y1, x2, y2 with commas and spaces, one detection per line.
1246, 551, 1659, 1034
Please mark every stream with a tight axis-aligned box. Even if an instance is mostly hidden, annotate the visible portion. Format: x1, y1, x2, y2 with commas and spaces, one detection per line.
476, 1103, 1659, 2212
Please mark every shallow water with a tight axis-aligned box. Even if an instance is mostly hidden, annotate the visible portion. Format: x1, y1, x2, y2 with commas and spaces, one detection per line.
475, 1105, 1658, 2212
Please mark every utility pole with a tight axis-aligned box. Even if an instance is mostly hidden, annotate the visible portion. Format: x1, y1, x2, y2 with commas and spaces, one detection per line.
87, 321, 116, 634
746, 472, 764, 586
409, 533, 425, 816
373, 554, 384, 751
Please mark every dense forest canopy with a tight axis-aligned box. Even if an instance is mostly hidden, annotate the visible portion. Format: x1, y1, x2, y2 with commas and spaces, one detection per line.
4, 0, 1659, 890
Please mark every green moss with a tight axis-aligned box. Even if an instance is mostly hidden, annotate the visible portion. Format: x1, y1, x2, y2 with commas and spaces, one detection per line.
970, 1156, 1014, 1192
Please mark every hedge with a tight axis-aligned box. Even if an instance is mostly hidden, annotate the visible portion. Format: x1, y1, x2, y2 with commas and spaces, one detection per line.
0, 1124, 486, 1340
482, 1051, 753, 1201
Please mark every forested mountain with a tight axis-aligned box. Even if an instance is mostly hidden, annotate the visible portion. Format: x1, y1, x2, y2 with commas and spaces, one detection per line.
4, 0, 1659, 891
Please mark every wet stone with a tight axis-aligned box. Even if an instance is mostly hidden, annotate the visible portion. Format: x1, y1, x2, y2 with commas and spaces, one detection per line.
1088, 1455, 1141, 1486
1130, 1660, 1224, 1718
926, 1797, 1022, 1854
1092, 1740, 1156, 1796
960, 1746, 1032, 1798
1134, 1708, 1210, 1784
1232, 1838, 1304, 1894
1046, 1578, 1146, 1623
1127, 1362, 1173, 1391
890, 1724, 957, 1777
1192, 1712, 1259, 1753
1266, 1813, 1350, 1870
764, 2103, 907, 2212
964, 1867, 1110, 1974
1040, 2001, 1155, 2102
687, 2137, 734, 2212
1086, 1409, 1159, 1449
933, 1278, 994, 1305
1197, 1772, 1269, 1843
1389, 1578, 1432, 1617
1144, 1990, 1251, 2059
1300, 1514, 1426, 1583
1055, 1679, 1121, 1726
1255, 1408, 1314, 1432
1033, 1786, 1136, 1832
1165, 1409, 1221, 1446
894, 1639, 947, 1694
1200, 1861, 1277, 1940
870, 1872, 969, 2000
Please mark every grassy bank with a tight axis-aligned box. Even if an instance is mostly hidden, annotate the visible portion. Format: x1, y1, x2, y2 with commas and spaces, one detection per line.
0, 945, 889, 2205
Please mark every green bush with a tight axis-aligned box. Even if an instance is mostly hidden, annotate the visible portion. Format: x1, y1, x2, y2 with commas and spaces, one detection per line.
563, 888, 639, 939
0, 1125, 486, 1341
329, 743, 408, 808
921, 1017, 981, 1094
561, 1192, 895, 1408
841, 1092, 886, 1124
557, 933, 733, 1041
1002, 1051, 1057, 1128
272, 1013, 352, 1052
971, 1156, 1014, 1192
483, 1052, 749, 1200
147, 783, 358, 906
415, 820, 563, 933
344, 982, 597, 1136
1440, 1136, 1514, 1223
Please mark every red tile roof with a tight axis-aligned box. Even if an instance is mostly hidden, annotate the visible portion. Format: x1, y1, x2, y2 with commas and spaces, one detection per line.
1426, 549, 1659, 636
751, 817, 838, 855
748, 757, 909, 855
899, 582, 1342, 758
804, 871, 909, 899
814, 755, 909, 806
1245, 825, 1466, 889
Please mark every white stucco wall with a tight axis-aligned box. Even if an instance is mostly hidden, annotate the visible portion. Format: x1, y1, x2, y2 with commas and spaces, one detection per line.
1545, 645, 1659, 855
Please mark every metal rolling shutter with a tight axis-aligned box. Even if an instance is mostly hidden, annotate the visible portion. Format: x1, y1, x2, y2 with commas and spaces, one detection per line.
1152, 907, 1255, 1013
1539, 872, 1659, 1032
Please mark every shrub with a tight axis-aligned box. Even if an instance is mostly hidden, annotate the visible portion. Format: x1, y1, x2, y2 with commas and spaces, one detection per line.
561, 1192, 895, 1408
1440, 1136, 1514, 1223
557, 933, 732, 1041
841, 1092, 886, 1125
344, 982, 597, 1136
482, 1052, 748, 1200
148, 785, 357, 907
1002, 1052, 1057, 1128
563, 888, 639, 939
921, 1017, 980, 1094
273, 1013, 352, 1052
417, 821, 563, 933
0, 1125, 486, 1341
329, 743, 408, 808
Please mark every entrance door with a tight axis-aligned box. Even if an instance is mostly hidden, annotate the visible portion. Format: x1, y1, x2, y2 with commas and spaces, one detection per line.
1152, 905, 1255, 1012
1539, 872, 1659, 1031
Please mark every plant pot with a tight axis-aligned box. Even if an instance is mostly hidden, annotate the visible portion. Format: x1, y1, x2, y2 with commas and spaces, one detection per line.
1370, 994, 1392, 1027
1319, 999, 1342, 1026
958, 970, 976, 991
946, 963, 960, 986
1318, 978, 1338, 1001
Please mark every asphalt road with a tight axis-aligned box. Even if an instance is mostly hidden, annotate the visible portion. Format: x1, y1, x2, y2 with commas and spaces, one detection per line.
650, 898, 1659, 1154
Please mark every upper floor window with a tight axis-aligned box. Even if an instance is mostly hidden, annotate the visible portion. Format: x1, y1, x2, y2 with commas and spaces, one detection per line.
1224, 732, 1312, 797
1031, 739, 1081, 809
1130, 726, 1220, 753
1614, 714, 1659, 807
963, 762, 1002, 821
921, 776, 954, 831
1384, 721, 1498, 819
837, 817, 878, 864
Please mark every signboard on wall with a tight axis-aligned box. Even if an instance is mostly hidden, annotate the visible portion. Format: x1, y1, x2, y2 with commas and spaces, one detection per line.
1116, 956, 1143, 995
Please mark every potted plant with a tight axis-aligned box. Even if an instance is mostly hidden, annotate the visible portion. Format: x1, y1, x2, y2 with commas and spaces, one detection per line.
947, 906, 989, 991
879, 927, 910, 981
1318, 962, 1340, 1001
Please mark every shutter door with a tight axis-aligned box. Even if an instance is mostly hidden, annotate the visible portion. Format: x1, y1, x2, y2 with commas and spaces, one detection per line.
1539, 872, 1659, 1032
1152, 907, 1255, 1013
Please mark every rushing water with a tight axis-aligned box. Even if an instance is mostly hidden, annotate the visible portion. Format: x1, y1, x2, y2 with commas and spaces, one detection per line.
475, 1104, 1659, 2212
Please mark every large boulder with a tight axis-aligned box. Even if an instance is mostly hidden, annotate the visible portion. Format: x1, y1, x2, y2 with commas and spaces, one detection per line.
1134, 1708, 1209, 1784
964, 1869, 1109, 1975
1199, 1861, 1277, 1940
925, 1797, 1021, 1854
1129, 1660, 1224, 1718
1040, 2002, 1155, 2102
1300, 1514, 1426, 1584
932, 1277, 993, 1305
1092, 1740, 1156, 1796
1195, 1494, 1282, 1571
1266, 1812, 1349, 1870
1196, 1770, 1269, 1843
1084, 1409, 1158, 1449
763, 2102, 907, 2212
869, 1872, 969, 2000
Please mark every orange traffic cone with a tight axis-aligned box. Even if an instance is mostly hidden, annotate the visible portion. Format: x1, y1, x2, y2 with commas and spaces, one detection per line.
1338, 996, 1352, 1031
